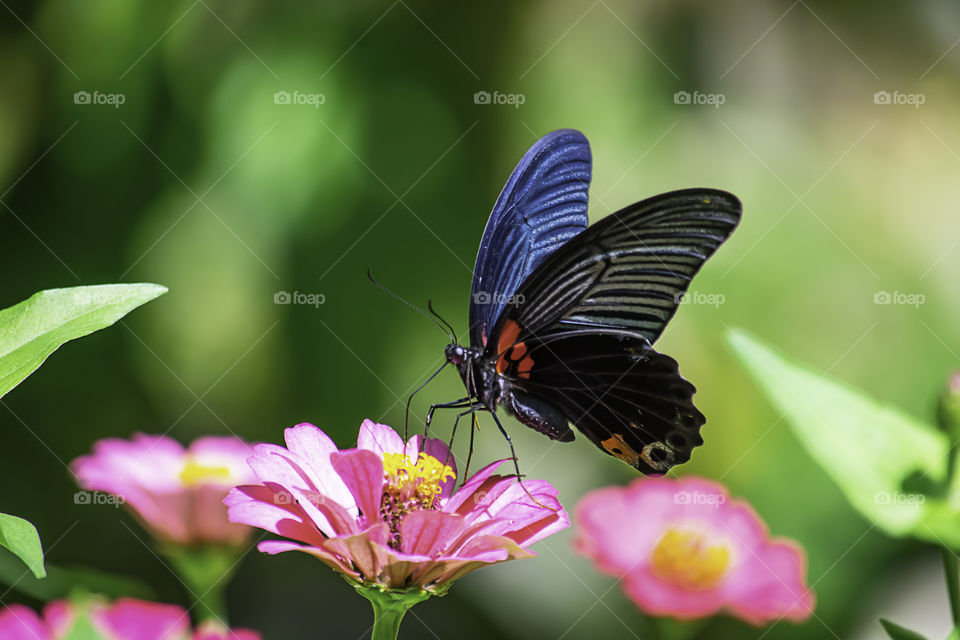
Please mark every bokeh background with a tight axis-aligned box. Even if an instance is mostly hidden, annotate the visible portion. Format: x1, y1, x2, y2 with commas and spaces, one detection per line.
2, 1, 959, 638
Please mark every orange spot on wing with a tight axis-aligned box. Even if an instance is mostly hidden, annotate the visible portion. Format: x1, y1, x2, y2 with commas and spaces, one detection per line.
601, 434, 641, 467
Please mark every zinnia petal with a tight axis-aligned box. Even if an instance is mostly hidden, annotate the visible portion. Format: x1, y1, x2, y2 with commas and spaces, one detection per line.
283, 424, 356, 509
399, 510, 465, 557
331, 449, 386, 527
357, 419, 406, 457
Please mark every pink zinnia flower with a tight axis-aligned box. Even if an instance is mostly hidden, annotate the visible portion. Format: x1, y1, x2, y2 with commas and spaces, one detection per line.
0, 598, 260, 639
72, 434, 257, 545
574, 476, 814, 625
225, 420, 568, 591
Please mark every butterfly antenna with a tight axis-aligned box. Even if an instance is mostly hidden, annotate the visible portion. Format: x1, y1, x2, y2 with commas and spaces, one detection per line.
428, 300, 457, 344
367, 269, 454, 342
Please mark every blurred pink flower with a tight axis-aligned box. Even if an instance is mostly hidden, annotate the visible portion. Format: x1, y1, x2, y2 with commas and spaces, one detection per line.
72, 434, 257, 545
0, 604, 50, 640
0, 598, 260, 639
192, 620, 261, 640
226, 420, 567, 591
574, 476, 814, 625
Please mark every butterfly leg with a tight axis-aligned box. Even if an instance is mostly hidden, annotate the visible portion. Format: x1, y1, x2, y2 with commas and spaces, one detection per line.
485, 408, 559, 512
425, 397, 475, 437
462, 412, 479, 485
484, 408, 521, 479
440, 404, 484, 475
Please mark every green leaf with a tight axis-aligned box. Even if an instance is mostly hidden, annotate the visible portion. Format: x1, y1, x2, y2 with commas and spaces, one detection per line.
878, 618, 930, 640
0, 283, 167, 399
0, 513, 45, 578
0, 551, 155, 600
727, 329, 949, 537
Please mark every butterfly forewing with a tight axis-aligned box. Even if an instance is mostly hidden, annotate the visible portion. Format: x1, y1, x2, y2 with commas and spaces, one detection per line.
506, 189, 741, 342
468, 129, 592, 348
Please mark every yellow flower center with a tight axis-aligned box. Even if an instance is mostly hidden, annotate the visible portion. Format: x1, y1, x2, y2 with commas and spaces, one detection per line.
380, 452, 456, 548
650, 526, 732, 591
179, 458, 232, 486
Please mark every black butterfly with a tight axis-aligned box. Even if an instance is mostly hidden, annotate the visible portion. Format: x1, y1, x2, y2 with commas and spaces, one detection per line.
427, 129, 741, 474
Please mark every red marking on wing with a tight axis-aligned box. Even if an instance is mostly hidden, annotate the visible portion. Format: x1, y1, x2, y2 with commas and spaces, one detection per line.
497, 320, 521, 357
517, 355, 535, 378
512, 342, 528, 359
495, 320, 523, 375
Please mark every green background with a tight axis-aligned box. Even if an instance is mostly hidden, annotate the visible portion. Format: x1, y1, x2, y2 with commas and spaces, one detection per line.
1, 1, 959, 638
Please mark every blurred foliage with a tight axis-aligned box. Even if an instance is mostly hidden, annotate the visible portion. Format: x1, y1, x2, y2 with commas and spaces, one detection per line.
2, 0, 960, 638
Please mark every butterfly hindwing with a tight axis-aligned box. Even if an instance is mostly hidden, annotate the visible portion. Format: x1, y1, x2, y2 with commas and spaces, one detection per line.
484, 188, 741, 472
495, 328, 703, 472
468, 129, 591, 348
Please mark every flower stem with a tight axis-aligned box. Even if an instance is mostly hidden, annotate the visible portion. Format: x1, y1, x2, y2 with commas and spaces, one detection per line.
162, 545, 241, 623
944, 546, 960, 628
354, 584, 432, 640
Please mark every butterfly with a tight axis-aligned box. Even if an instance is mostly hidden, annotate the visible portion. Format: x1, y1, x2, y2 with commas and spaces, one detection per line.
429, 129, 741, 474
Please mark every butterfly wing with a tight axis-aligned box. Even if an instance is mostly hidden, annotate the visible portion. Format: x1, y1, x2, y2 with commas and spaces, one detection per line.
468, 129, 591, 349
487, 188, 741, 472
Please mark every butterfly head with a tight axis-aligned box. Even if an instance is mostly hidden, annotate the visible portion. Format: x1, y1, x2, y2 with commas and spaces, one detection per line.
444, 343, 467, 367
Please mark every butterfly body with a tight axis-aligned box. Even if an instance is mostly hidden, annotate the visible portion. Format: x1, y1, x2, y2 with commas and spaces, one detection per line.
437, 129, 741, 474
